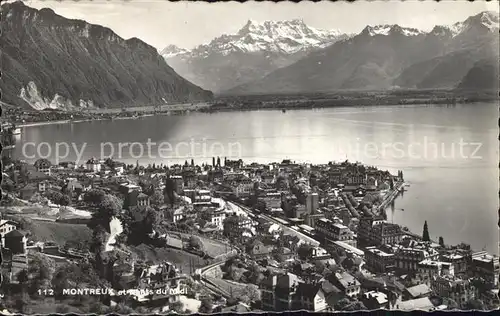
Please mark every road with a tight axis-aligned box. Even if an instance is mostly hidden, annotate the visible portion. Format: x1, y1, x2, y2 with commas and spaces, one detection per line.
227, 201, 320, 247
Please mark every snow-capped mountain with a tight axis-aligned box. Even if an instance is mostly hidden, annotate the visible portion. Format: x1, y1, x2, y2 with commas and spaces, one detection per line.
441, 11, 499, 37
362, 24, 425, 37
230, 19, 345, 54
167, 19, 347, 58
226, 11, 499, 95
162, 19, 350, 92
159, 44, 189, 58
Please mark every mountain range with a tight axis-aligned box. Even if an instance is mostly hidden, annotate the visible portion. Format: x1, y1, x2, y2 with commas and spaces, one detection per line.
0, 1, 213, 110
161, 20, 351, 93
1, 2, 497, 111
224, 11, 499, 95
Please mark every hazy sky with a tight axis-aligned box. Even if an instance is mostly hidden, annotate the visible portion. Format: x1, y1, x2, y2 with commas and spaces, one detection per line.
23, 0, 500, 50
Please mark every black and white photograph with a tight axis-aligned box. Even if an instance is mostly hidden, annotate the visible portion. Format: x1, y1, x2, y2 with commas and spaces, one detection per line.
0, 0, 499, 314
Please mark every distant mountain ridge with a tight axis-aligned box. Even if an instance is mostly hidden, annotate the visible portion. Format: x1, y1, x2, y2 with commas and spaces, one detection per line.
225, 11, 499, 95
0, 1, 213, 110
161, 19, 351, 92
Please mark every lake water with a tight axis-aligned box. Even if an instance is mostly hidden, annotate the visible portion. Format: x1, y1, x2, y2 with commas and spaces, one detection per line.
12, 103, 499, 253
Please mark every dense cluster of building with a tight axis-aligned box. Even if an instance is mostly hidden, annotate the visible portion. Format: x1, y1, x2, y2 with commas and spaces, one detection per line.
0, 156, 498, 312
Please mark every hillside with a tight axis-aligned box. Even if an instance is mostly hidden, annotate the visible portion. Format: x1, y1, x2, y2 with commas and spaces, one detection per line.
0, 2, 213, 110
457, 58, 499, 91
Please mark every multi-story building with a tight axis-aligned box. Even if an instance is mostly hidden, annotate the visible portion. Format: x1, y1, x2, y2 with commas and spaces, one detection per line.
261, 275, 278, 311
261, 273, 328, 312
232, 179, 254, 197
416, 259, 454, 286
182, 170, 197, 189
331, 271, 361, 298
200, 207, 226, 230
223, 214, 254, 238
362, 291, 389, 310
85, 157, 101, 173
441, 252, 468, 275
34, 158, 51, 175
315, 218, 355, 246
245, 239, 271, 259
364, 246, 395, 273
303, 213, 326, 229
208, 169, 224, 183
260, 173, 276, 185
124, 190, 150, 209
295, 283, 328, 312
394, 242, 440, 272
264, 273, 299, 311
431, 275, 475, 307
166, 206, 186, 224
357, 215, 385, 248
471, 252, 499, 288
306, 192, 319, 214
369, 222, 403, 246
417, 259, 454, 277
184, 189, 212, 205
262, 192, 282, 210
137, 193, 150, 207
119, 183, 142, 195
170, 175, 184, 194
3, 230, 28, 254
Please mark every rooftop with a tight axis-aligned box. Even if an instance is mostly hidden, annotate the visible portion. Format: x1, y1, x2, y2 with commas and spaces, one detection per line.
364, 290, 388, 304
365, 247, 393, 257
396, 297, 434, 311
405, 284, 432, 298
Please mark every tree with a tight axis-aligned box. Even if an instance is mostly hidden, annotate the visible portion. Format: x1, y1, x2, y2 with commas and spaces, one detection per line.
164, 177, 176, 207
464, 299, 485, 310
150, 190, 164, 207
217, 157, 221, 167
247, 263, 265, 285
89, 194, 123, 231
27, 253, 56, 295
55, 305, 73, 313
446, 298, 459, 310
89, 225, 108, 254
188, 236, 204, 251
279, 234, 300, 251
12, 293, 31, 314
297, 243, 313, 260
228, 266, 244, 282
144, 207, 160, 233
344, 301, 367, 311
335, 298, 351, 310
244, 284, 261, 302
44, 190, 66, 205
83, 189, 106, 206
198, 298, 213, 314
29, 193, 48, 205
17, 269, 29, 286
170, 301, 184, 313
439, 236, 445, 247
191, 159, 194, 166
60, 194, 71, 206
422, 220, 430, 242
2, 178, 15, 193
314, 260, 326, 273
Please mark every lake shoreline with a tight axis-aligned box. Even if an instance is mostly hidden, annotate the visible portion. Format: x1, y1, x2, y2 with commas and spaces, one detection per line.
16, 97, 496, 129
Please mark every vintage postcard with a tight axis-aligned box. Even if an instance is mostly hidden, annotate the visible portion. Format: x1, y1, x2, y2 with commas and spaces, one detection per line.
0, 0, 498, 314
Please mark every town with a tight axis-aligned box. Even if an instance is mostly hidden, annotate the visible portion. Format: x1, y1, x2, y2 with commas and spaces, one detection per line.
0, 155, 498, 313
